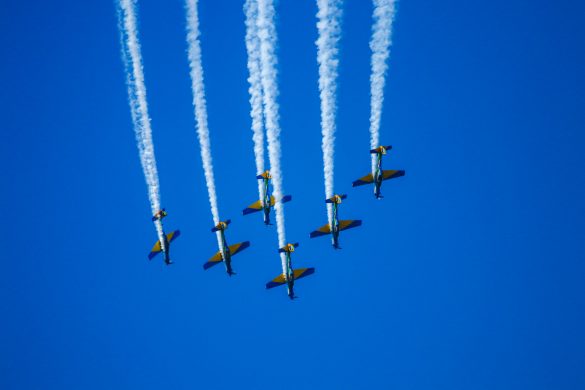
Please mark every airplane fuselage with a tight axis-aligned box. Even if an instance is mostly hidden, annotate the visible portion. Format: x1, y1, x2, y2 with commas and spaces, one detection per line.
284, 252, 296, 299
262, 178, 272, 225
331, 202, 341, 249
373, 152, 384, 199
218, 229, 234, 275
162, 235, 172, 265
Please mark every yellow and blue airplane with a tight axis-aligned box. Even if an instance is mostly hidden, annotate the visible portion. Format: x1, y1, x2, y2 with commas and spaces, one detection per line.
352, 145, 405, 199
243, 170, 292, 225
203, 220, 251, 276
310, 194, 362, 249
266, 243, 315, 300
148, 230, 180, 265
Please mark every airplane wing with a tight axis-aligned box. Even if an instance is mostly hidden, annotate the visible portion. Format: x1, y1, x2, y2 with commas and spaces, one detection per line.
167, 230, 181, 242
148, 240, 162, 259
148, 230, 180, 260
382, 170, 405, 181
203, 251, 223, 270
293, 268, 315, 281
338, 220, 362, 232
228, 241, 251, 256
310, 223, 331, 238
352, 173, 374, 187
243, 200, 263, 215
269, 195, 292, 207
266, 274, 286, 289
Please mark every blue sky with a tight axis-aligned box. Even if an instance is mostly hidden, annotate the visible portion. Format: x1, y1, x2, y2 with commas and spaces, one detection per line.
1, 0, 585, 388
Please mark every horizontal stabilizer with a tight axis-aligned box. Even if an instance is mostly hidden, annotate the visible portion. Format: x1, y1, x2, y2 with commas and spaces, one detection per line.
243, 200, 263, 215
382, 170, 405, 181
151, 209, 167, 221
338, 220, 362, 231
310, 224, 331, 238
325, 194, 347, 204
211, 220, 231, 232
278, 242, 299, 253
256, 171, 271, 180
370, 145, 392, 154
353, 173, 374, 187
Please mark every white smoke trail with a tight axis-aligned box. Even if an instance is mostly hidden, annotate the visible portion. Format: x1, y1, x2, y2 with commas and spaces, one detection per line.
185, 0, 223, 249
369, 0, 396, 174
316, 0, 343, 225
257, 0, 287, 274
244, 0, 266, 200
117, 0, 166, 249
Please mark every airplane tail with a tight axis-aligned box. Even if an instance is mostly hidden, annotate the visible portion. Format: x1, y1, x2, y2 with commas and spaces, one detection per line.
370, 145, 392, 154
325, 194, 347, 203
211, 219, 231, 232
278, 242, 299, 253
256, 171, 271, 180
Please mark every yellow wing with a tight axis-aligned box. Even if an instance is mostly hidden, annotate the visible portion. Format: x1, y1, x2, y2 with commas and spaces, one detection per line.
208, 251, 223, 262
151, 240, 162, 253
293, 268, 315, 280
310, 224, 331, 238
228, 241, 251, 256
266, 273, 287, 289
338, 220, 362, 231
243, 200, 263, 215
352, 173, 374, 187
203, 251, 223, 270
382, 170, 405, 180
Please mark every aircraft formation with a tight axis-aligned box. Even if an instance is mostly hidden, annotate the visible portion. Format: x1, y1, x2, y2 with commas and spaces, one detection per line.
147, 146, 405, 300
118, 0, 403, 300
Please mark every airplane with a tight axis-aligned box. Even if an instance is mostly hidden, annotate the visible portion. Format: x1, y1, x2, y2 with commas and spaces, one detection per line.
310, 194, 362, 249
151, 209, 167, 221
148, 230, 181, 265
243, 170, 292, 225
266, 243, 315, 300
203, 219, 251, 276
352, 145, 405, 199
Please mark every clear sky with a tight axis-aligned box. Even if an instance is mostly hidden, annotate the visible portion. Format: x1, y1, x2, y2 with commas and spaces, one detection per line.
1, 0, 584, 389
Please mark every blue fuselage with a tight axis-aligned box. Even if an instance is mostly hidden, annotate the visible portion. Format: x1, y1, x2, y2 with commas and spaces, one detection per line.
284, 252, 296, 299
161, 234, 171, 265
218, 229, 234, 275
331, 203, 341, 249
373, 152, 384, 199
262, 178, 272, 225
